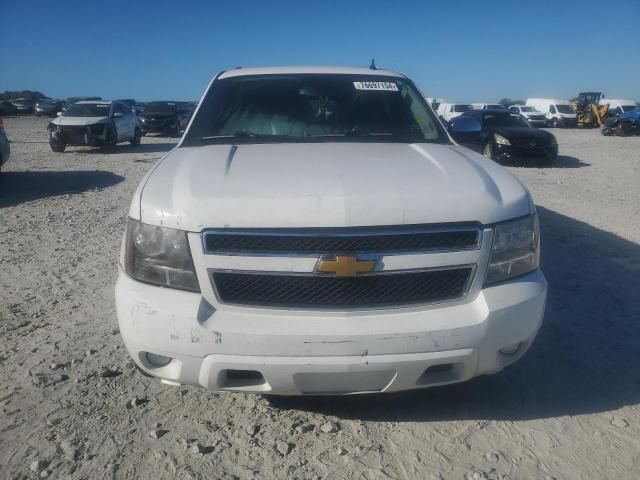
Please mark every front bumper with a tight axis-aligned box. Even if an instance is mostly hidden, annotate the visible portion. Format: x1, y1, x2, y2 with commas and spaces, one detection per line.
49, 125, 107, 147
139, 119, 178, 133
115, 268, 547, 395
495, 143, 558, 162
527, 118, 547, 127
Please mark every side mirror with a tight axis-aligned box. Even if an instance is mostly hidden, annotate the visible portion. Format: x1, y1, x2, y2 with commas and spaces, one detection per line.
56, 111, 62, 116
449, 117, 482, 134
113, 112, 124, 118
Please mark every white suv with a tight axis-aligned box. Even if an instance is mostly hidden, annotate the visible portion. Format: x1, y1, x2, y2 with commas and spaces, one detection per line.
436, 102, 473, 123
116, 67, 547, 396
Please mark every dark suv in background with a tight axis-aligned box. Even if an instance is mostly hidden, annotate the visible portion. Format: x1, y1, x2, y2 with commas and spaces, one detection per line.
35, 99, 64, 117
138, 101, 192, 137
1, 101, 18, 116
11, 99, 34, 114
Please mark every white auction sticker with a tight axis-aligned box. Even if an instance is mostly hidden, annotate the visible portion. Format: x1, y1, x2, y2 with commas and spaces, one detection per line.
353, 81, 398, 91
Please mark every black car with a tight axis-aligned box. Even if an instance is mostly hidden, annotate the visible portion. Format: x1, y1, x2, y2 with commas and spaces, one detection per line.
35, 99, 64, 117
448, 110, 558, 164
11, 99, 34, 114
138, 101, 192, 137
0, 101, 18, 116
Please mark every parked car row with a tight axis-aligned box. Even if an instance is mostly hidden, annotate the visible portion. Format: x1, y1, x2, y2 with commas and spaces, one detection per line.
44, 98, 196, 152
431, 97, 638, 129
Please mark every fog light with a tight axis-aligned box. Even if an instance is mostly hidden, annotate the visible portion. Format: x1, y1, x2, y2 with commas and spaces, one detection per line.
499, 343, 521, 355
145, 352, 172, 367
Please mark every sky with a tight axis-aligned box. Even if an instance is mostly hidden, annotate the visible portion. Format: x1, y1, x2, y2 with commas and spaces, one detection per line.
2, 0, 639, 103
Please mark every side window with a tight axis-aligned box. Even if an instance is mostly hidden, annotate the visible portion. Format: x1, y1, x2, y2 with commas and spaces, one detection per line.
549, 105, 557, 114
119, 103, 131, 115
508, 107, 517, 113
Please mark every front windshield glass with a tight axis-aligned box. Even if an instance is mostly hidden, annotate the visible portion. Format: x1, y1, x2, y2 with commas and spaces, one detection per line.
519, 106, 536, 112
486, 105, 504, 110
145, 102, 177, 113
557, 104, 574, 114
183, 74, 449, 145
63, 103, 110, 117
621, 105, 638, 112
453, 104, 472, 113
483, 113, 531, 128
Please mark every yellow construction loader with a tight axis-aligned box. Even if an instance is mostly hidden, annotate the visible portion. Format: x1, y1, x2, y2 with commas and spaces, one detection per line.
573, 92, 609, 128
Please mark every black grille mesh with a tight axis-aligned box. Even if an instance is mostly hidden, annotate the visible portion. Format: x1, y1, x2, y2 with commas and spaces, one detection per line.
204, 229, 478, 255
212, 267, 472, 309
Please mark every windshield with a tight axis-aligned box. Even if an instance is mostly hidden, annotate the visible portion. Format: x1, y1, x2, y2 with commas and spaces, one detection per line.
64, 103, 111, 117
519, 106, 537, 112
483, 113, 531, 128
621, 105, 638, 112
486, 104, 504, 110
556, 104, 574, 114
145, 102, 177, 113
453, 104, 472, 113
183, 74, 449, 145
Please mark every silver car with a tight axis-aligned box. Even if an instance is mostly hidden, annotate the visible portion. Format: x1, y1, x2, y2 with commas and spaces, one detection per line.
47, 101, 141, 152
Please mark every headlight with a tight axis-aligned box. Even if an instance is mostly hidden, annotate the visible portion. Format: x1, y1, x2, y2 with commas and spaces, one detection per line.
124, 219, 200, 292
139, 117, 146, 123
494, 133, 511, 146
485, 213, 540, 285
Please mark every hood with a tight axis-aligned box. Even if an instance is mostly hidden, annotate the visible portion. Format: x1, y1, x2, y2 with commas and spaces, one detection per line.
50, 116, 109, 126
137, 143, 531, 231
491, 126, 552, 142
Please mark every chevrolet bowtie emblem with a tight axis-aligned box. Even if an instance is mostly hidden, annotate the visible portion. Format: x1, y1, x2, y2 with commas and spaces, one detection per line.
317, 255, 377, 278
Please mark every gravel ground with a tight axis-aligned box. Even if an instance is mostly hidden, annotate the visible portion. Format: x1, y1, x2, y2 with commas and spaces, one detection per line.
1, 116, 639, 480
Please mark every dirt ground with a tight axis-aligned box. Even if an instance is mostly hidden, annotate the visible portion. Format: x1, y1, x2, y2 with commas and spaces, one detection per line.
1, 116, 639, 480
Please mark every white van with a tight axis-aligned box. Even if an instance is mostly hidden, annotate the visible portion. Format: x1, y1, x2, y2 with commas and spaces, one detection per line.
436, 102, 472, 123
525, 98, 576, 128
599, 98, 638, 118
426, 97, 445, 111
472, 103, 505, 110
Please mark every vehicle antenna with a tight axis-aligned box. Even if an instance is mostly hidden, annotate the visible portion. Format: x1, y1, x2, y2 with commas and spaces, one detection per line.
369, 58, 377, 70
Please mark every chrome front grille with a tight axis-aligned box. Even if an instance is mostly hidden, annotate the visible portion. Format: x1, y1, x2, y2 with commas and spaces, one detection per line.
203, 225, 480, 255
204, 224, 482, 309
211, 266, 474, 309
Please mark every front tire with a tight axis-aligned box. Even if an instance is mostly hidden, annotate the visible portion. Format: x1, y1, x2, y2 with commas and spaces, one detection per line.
50, 141, 65, 153
482, 142, 495, 160
101, 127, 116, 151
130, 128, 141, 145
551, 118, 559, 128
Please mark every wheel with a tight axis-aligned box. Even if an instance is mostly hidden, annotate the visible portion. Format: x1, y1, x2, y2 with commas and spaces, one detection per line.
130, 128, 141, 145
601, 127, 611, 136
49, 141, 65, 153
482, 142, 495, 160
551, 118, 559, 128
101, 127, 117, 150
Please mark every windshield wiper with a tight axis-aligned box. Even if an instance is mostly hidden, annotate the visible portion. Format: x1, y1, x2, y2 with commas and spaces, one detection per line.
197, 131, 291, 143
